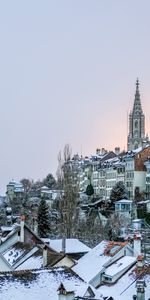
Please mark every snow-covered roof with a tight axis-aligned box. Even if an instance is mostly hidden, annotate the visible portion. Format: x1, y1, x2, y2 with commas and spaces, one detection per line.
6, 180, 24, 193
0, 268, 103, 300
6, 207, 12, 212
41, 185, 49, 190
16, 254, 43, 270
98, 265, 150, 300
42, 238, 91, 254
138, 200, 150, 204
132, 219, 142, 222
126, 145, 150, 158
104, 157, 119, 164
3, 245, 26, 266
132, 146, 143, 154
7, 180, 17, 186
2, 243, 39, 267
115, 199, 133, 204
72, 241, 110, 282
58, 281, 75, 293
72, 241, 130, 283
104, 256, 136, 277
1, 226, 14, 232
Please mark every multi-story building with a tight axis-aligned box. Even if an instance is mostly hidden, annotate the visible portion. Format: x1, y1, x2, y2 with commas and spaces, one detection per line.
69, 80, 150, 201
124, 146, 150, 199
69, 147, 150, 201
6, 180, 24, 202
144, 158, 150, 198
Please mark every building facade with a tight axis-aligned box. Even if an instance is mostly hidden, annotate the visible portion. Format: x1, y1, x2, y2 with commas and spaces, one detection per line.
62, 80, 150, 201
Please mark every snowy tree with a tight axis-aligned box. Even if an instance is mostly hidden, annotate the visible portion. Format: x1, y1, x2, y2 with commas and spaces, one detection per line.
42, 173, 56, 189
37, 198, 50, 237
110, 181, 128, 203
76, 208, 104, 247
20, 178, 32, 200
57, 144, 79, 238
106, 212, 122, 241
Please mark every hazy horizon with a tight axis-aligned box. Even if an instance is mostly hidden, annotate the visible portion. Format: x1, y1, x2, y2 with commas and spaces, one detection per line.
0, 0, 150, 194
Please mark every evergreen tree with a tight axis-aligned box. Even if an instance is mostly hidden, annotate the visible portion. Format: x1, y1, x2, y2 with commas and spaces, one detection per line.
110, 181, 128, 203
86, 183, 94, 196
37, 198, 50, 237
42, 173, 56, 189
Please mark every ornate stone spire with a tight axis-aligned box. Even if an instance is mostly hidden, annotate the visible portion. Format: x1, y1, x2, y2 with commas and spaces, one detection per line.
136, 78, 139, 90
127, 79, 148, 151
133, 78, 142, 115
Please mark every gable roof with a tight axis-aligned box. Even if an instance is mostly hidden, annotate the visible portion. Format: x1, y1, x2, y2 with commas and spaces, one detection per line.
16, 248, 43, 270
42, 238, 91, 254
72, 241, 131, 283
72, 241, 110, 282
0, 223, 57, 254
0, 223, 65, 271
3, 242, 37, 267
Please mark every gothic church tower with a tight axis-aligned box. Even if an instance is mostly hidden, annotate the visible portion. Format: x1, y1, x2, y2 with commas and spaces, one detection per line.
127, 79, 149, 151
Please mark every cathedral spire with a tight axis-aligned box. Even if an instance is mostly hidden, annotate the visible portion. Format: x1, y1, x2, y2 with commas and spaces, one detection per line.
127, 79, 147, 151
136, 78, 139, 91
133, 78, 142, 114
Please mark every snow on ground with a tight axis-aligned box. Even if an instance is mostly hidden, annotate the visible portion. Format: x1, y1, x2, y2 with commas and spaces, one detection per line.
98, 266, 150, 300
0, 268, 103, 300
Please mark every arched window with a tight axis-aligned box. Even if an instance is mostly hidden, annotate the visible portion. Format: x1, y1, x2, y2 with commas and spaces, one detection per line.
135, 120, 138, 128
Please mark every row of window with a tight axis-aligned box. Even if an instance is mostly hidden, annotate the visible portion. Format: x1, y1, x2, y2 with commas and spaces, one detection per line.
106, 172, 117, 179
126, 161, 134, 170
126, 172, 134, 179
115, 203, 131, 211
92, 171, 106, 179
106, 181, 116, 189
126, 181, 133, 188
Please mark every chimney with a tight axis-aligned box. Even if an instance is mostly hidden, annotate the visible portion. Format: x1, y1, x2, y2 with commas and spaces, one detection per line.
33, 218, 38, 235
136, 280, 146, 300
43, 245, 48, 267
0, 232, 2, 245
137, 255, 145, 274
134, 232, 141, 257
96, 148, 100, 155
115, 147, 120, 155
61, 237, 66, 254
58, 283, 75, 300
101, 148, 106, 155
20, 215, 25, 243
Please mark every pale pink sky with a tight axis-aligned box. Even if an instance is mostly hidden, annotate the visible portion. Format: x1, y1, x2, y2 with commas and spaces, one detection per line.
0, 0, 150, 192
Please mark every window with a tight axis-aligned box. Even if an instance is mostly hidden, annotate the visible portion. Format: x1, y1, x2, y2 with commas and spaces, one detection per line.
115, 204, 120, 211
126, 181, 133, 188
103, 276, 112, 282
